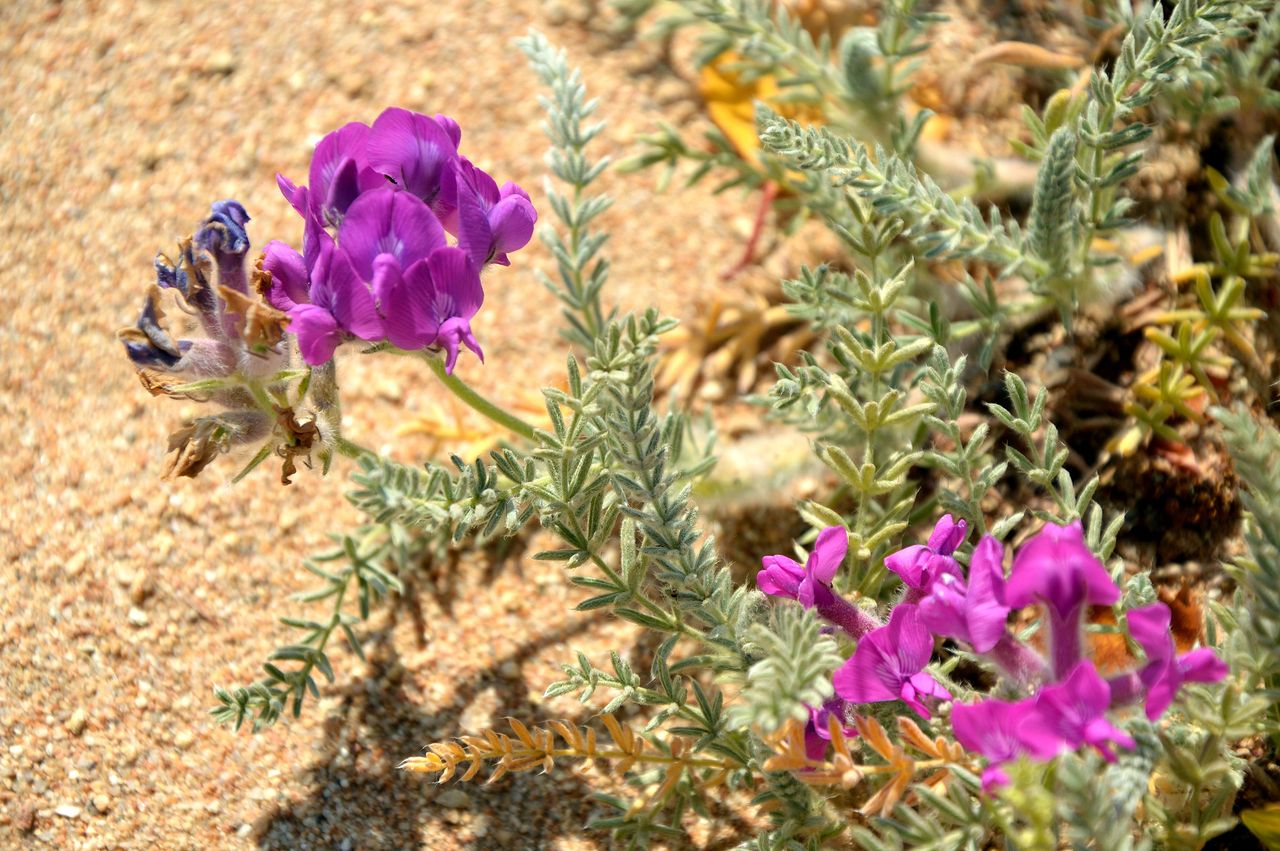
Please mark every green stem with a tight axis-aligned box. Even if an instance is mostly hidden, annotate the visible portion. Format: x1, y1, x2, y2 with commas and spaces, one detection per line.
334, 436, 377, 461
420, 353, 539, 442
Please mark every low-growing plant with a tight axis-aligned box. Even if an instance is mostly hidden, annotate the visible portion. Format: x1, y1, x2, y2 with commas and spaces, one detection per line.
120, 2, 1280, 847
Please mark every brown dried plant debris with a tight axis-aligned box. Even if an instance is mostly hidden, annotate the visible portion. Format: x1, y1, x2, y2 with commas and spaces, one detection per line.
762, 714, 970, 818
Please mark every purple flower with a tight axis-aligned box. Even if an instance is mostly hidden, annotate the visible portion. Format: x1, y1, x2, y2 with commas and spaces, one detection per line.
757, 527, 880, 638
833, 605, 951, 718
758, 525, 846, 604
951, 698, 1033, 792
803, 699, 857, 760
1018, 661, 1134, 762
278, 121, 384, 228
443, 157, 537, 267
365, 107, 462, 214
919, 534, 1010, 653
1125, 603, 1229, 719
885, 515, 967, 601
1005, 521, 1119, 678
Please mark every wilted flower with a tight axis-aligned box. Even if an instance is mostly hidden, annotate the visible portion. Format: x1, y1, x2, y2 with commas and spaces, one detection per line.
833, 605, 951, 718
884, 514, 966, 603
1005, 521, 1119, 677
919, 534, 1010, 653
1122, 602, 1228, 719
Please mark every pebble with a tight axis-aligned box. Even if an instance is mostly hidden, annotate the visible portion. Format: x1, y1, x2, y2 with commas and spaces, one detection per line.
66, 708, 87, 737
435, 788, 471, 809
174, 730, 195, 750
127, 607, 148, 627
92, 793, 112, 814
54, 804, 81, 819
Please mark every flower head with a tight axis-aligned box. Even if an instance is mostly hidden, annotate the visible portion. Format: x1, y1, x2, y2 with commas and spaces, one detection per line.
758, 525, 846, 605
1126, 602, 1229, 719
833, 605, 950, 718
919, 534, 1010, 653
444, 157, 537, 267
1017, 661, 1135, 762
885, 514, 966, 595
1005, 521, 1119, 618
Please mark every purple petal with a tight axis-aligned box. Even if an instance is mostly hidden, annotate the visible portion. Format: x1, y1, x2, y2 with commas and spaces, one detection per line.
1126, 603, 1174, 663
927, 515, 967, 554
964, 535, 1010, 653
434, 113, 462, 148
309, 121, 371, 221
372, 255, 434, 350
451, 166, 495, 267
885, 545, 930, 590
436, 316, 482, 374
288, 304, 343, 365
833, 643, 898, 704
323, 249, 384, 341
980, 766, 1010, 793
887, 604, 933, 673
338, 188, 446, 280
426, 245, 483, 320
487, 193, 537, 258
366, 107, 458, 204
807, 526, 848, 585
1179, 648, 1228, 684
1006, 521, 1119, 616
262, 240, 309, 310
277, 173, 307, 216
757, 555, 805, 600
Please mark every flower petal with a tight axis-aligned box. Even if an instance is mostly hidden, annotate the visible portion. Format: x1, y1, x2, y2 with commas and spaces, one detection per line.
927, 515, 967, 554
324, 248, 384, 341
338, 188, 446, 280
262, 240, 309, 310
288, 304, 342, 365
488, 193, 537, 257
807, 526, 848, 585
366, 107, 458, 204
373, 255, 434, 350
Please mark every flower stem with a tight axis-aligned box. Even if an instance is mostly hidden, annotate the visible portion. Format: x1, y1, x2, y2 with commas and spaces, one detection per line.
419, 352, 539, 442
334, 436, 377, 461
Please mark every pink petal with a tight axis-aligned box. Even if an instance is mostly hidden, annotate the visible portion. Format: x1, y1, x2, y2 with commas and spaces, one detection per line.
288, 304, 342, 365
806, 526, 848, 585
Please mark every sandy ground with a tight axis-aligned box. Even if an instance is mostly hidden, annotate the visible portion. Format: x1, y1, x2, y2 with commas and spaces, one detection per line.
0, 2, 758, 848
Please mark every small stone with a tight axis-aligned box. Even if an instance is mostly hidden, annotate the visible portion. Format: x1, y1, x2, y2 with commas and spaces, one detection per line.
129, 570, 154, 605
65, 551, 88, 577
127, 607, 148, 627
9, 745, 24, 758
204, 50, 237, 75
174, 730, 195, 750
66, 709, 87, 737
15, 805, 36, 832
91, 794, 111, 815
54, 804, 81, 819
499, 661, 520, 680
436, 788, 471, 809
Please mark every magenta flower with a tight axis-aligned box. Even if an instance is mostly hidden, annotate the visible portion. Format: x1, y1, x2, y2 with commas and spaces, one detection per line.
365, 107, 462, 214
833, 605, 951, 718
758, 527, 879, 638
803, 699, 857, 760
1005, 521, 1119, 678
919, 534, 1010, 653
951, 698, 1034, 792
758, 525, 845, 604
443, 157, 537, 267
1124, 603, 1229, 719
885, 514, 967, 602
1018, 661, 1134, 762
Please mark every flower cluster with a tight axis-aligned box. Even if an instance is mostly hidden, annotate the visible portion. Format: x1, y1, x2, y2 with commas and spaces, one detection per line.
120, 109, 536, 482
263, 107, 536, 369
758, 517, 1228, 789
